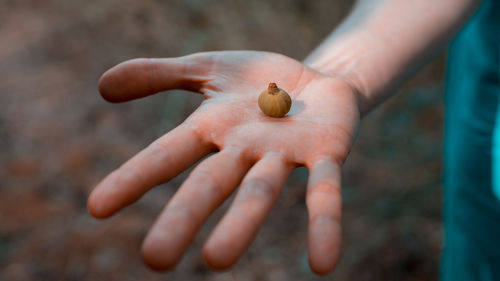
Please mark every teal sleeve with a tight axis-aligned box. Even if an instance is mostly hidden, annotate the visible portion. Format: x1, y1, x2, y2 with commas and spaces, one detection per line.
441, 0, 500, 280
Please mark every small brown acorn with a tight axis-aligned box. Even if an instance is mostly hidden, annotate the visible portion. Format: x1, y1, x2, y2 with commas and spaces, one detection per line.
258, 82, 292, 117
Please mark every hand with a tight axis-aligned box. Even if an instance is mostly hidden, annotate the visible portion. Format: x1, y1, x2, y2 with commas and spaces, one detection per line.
87, 51, 360, 275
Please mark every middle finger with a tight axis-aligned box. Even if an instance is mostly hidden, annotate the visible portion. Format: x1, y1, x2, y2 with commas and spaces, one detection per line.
203, 153, 294, 269
141, 146, 252, 271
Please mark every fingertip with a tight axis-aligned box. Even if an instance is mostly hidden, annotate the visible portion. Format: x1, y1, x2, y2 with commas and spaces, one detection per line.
141, 236, 180, 272
308, 257, 336, 276
202, 216, 253, 271
202, 242, 235, 271
98, 62, 134, 103
308, 216, 342, 275
308, 249, 340, 276
98, 69, 117, 103
86, 189, 114, 219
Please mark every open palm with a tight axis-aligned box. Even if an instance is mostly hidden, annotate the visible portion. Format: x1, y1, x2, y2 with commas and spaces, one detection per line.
87, 51, 360, 275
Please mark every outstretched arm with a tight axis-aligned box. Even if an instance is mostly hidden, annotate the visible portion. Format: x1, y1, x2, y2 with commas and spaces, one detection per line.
305, 0, 480, 114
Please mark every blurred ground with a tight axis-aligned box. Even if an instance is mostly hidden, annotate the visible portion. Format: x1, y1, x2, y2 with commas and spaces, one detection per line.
0, 0, 444, 280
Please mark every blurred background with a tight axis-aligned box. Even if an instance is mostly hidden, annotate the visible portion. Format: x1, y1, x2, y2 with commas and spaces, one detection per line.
0, 0, 445, 280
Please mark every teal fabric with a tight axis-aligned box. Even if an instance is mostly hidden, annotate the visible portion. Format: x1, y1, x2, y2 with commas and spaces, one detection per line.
442, 0, 500, 280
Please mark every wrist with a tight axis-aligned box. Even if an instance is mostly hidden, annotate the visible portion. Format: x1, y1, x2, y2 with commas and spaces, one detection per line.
304, 30, 392, 116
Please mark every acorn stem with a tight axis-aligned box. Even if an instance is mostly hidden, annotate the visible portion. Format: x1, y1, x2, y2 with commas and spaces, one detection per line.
268, 82, 279, 95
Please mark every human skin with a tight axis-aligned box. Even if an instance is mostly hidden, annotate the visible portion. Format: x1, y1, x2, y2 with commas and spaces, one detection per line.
87, 0, 479, 275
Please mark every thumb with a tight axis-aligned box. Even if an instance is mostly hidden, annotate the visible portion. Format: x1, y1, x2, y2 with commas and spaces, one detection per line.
98, 53, 214, 103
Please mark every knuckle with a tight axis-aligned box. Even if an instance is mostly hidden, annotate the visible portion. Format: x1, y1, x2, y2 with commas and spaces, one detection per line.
116, 166, 148, 189
148, 142, 177, 169
228, 210, 258, 231
243, 178, 278, 200
191, 169, 223, 197
310, 214, 338, 225
317, 153, 347, 166
193, 169, 217, 186
166, 204, 200, 226
308, 180, 341, 197
147, 58, 160, 93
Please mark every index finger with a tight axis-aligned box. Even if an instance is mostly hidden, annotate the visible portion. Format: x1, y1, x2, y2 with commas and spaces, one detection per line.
87, 123, 216, 218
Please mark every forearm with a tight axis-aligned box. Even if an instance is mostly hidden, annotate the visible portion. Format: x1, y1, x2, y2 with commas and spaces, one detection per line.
304, 0, 481, 115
